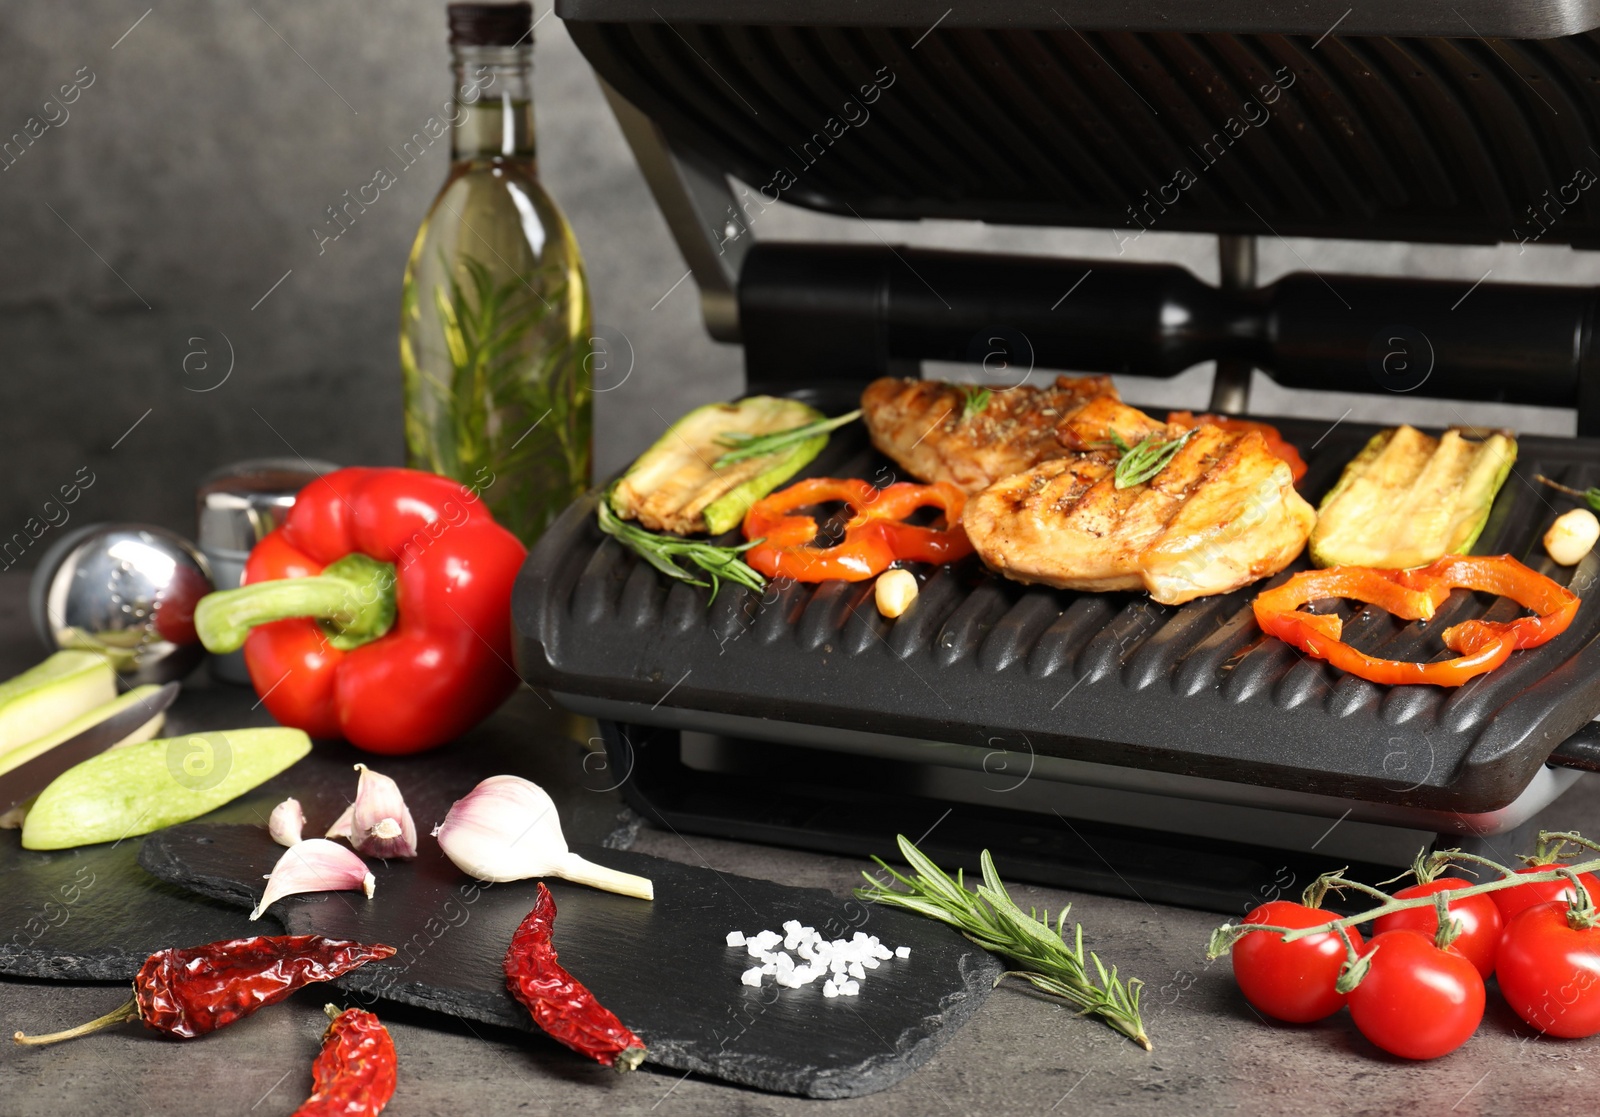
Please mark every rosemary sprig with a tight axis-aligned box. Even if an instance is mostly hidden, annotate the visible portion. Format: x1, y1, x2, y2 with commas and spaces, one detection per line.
856, 835, 1150, 1051
1112, 427, 1196, 490
1536, 474, 1600, 512
713, 410, 862, 468
403, 253, 588, 544
596, 492, 766, 601
960, 385, 992, 420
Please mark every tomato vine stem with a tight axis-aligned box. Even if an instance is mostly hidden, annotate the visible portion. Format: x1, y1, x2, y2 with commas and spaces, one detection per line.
1207, 831, 1600, 960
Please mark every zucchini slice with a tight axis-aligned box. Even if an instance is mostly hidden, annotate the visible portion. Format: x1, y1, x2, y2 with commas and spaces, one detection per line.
610, 397, 827, 535
1310, 425, 1516, 569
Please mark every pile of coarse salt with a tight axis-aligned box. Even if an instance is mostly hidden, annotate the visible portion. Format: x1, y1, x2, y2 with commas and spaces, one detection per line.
726, 920, 912, 999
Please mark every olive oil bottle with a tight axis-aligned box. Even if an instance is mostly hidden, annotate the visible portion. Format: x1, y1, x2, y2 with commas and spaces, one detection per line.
401, 2, 591, 546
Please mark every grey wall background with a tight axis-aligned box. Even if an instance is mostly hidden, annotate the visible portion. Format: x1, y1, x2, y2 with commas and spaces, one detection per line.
2, 1, 1597, 567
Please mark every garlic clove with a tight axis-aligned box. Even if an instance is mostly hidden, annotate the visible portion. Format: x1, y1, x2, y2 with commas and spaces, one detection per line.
325, 803, 355, 841
268, 797, 306, 847
251, 838, 375, 921
433, 775, 653, 900
349, 764, 417, 860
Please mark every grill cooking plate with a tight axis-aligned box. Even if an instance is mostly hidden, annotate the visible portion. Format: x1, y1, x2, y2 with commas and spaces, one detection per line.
513, 393, 1600, 815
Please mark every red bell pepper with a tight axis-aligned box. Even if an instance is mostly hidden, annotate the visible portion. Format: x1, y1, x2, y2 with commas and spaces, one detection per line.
741, 477, 973, 582
194, 468, 527, 753
1252, 554, 1579, 687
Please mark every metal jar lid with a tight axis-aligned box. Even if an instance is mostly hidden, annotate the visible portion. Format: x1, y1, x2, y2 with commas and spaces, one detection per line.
196, 458, 338, 554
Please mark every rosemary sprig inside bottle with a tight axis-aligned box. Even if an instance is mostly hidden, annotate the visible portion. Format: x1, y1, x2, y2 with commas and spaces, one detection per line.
1110, 427, 1196, 490
960, 385, 992, 420
857, 835, 1150, 1051
596, 489, 766, 600
713, 410, 862, 468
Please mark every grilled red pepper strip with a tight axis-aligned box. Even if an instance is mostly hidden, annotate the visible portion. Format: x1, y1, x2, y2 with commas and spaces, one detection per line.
504, 883, 646, 1070
13, 935, 395, 1046
193, 467, 527, 754
741, 477, 972, 582
290, 1006, 398, 1117
1253, 554, 1579, 687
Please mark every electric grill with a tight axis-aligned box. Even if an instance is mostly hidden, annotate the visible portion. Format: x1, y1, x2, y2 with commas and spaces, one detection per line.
515, 2, 1600, 910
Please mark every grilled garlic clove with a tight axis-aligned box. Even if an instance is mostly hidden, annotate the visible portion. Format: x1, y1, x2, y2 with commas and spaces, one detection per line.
325, 802, 355, 840
251, 838, 375, 921
268, 797, 306, 847
874, 569, 919, 618
432, 775, 653, 900
1546, 508, 1600, 566
349, 764, 418, 860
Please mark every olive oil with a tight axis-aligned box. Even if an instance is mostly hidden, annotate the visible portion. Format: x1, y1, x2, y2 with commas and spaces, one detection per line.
400, 5, 591, 546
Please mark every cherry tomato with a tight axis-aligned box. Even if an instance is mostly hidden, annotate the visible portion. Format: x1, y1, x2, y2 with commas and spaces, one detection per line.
1371, 878, 1503, 977
1492, 864, 1600, 924
1232, 901, 1363, 1023
1496, 901, 1600, 1038
1347, 930, 1485, 1059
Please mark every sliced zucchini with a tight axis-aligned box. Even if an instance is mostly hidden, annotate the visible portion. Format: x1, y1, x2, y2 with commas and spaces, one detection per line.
21, 727, 312, 850
0, 651, 117, 758
1310, 425, 1516, 569
610, 397, 827, 535
0, 685, 168, 782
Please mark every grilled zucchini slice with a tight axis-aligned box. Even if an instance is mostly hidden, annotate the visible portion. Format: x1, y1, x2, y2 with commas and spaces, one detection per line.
1310, 425, 1516, 568
609, 397, 826, 536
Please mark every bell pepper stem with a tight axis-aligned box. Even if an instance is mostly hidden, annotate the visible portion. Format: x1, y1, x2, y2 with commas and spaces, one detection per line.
195, 554, 398, 654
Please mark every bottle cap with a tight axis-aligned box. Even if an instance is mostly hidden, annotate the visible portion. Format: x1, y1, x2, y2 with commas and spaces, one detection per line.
448, 3, 533, 47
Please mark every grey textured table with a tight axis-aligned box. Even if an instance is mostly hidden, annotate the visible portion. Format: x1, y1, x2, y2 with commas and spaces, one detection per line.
4, 573, 1600, 1116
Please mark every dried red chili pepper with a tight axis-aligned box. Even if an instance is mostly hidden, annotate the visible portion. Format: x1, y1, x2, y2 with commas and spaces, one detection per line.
290, 1005, 398, 1117
13, 935, 395, 1046
504, 883, 646, 1070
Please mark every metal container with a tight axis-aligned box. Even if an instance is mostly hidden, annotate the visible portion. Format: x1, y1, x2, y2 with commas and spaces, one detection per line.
196, 458, 336, 683
29, 524, 214, 686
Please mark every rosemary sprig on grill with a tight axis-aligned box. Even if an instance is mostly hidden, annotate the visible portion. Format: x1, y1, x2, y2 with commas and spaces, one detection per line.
596, 490, 766, 600
712, 409, 861, 468
1110, 428, 1196, 490
960, 385, 992, 420
857, 836, 1151, 1051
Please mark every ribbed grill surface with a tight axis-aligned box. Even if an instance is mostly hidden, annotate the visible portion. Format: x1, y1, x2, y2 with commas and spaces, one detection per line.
514, 402, 1600, 813
570, 22, 1600, 246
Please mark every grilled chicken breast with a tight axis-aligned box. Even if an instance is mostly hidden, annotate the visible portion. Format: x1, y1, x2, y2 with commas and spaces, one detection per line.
1054, 394, 1169, 453
963, 422, 1316, 605
861, 375, 1117, 494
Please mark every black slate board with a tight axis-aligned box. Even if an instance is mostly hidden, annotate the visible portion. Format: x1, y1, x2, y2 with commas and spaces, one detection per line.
140, 822, 1001, 1098
0, 681, 629, 981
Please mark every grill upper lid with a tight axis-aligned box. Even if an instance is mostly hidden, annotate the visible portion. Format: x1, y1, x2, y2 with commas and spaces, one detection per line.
563, 14, 1600, 246
560, 2, 1600, 39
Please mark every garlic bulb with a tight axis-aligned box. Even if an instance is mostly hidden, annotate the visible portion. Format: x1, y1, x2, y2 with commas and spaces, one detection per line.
268, 797, 306, 847
432, 775, 653, 900
251, 838, 375, 920
347, 764, 417, 859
